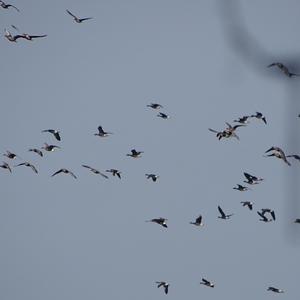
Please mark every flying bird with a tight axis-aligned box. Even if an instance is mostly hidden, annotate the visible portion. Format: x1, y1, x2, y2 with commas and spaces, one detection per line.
0, 162, 12, 173
41, 143, 60, 152
261, 208, 276, 221
0, 1, 19, 12
106, 169, 121, 179
3, 150, 19, 159
190, 215, 203, 226
243, 172, 264, 185
233, 184, 249, 191
51, 168, 77, 179
267, 287, 284, 293
250, 112, 267, 124
66, 9, 93, 23
127, 149, 143, 158
240, 201, 253, 210
157, 112, 170, 119
147, 103, 163, 109
265, 146, 291, 166
146, 217, 168, 228
156, 281, 169, 294
94, 126, 113, 137
42, 129, 61, 141
268, 62, 299, 77
200, 278, 215, 288
28, 148, 43, 157
15, 162, 38, 174
218, 206, 233, 219
145, 174, 159, 182
82, 165, 108, 179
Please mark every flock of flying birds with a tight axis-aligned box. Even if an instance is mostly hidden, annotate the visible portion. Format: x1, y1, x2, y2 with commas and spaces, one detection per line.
2, 1, 300, 297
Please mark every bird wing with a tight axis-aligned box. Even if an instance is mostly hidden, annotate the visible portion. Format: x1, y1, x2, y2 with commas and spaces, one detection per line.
54, 131, 61, 141
99, 171, 109, 179
66, 9, 77, 19
79, 17, 93, 22
196, 215, 202, 224
271, 210, 276, 221
131, 149, 138, 155
29, 164, 38, 173
218, 206, 225, 217
8, 4, 19, 12
82, 164, 92, 170
243, 172, 253, 181
68, 171, 77, 179
164, 285, 168, 294
202, 278, 209, 284
208, 128, 219, 134
98, 126, 105, 135
29, 34, 47, 39
51, 169, 62, 177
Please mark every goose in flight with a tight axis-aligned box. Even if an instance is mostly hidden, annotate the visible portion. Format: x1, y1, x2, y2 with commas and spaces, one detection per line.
243, 172, 264, 185
0, 1, 19, 12
156, 281, 169, 294
15, 162, 38, 173
234, 115, 250, 124
233, 184, 249, 191
145, 174, 159, 182
190, 215, 203, 226
241, 201, 253, 210
42, 129, 61, 141
147, 103, 163, 109
146, 217, 168, 228
157, 112, 170, 119
261, 208, 276, 221
82, 165, 108, 179
268, 62, 299, 77
106, 169, 121, 179
94, 126, 112, 137
250, 112, 267, 124
28, 148, 43, 157
127, 149, 143, 158
51, 168, 77, 179
200, 278, 215, 288
4, 29, 23, 42
267, 287, 284, 293
42, 143, 60, 152
265, 146, 291, 166
66, 9, 93, 23
218, 206, 233, 219
0, 162, 12, 173
3, 150, 19, 159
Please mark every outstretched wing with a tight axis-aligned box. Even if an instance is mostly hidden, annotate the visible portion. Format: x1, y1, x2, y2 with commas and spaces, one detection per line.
66, 9, 77, 19
51, 169, 63, 177
218, 206, 225, 218
79, 17, 93, 22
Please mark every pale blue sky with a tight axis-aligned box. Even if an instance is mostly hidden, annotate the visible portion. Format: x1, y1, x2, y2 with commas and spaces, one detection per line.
1, 1, 300, 299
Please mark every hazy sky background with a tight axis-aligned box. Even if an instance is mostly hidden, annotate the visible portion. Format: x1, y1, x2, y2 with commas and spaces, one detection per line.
1, 1, 300, 299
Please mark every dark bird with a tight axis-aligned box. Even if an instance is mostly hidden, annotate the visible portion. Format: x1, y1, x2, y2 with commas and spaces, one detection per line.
82, 165, 108, 179
265, 146, 291, 166
250, 112, 267, 124
145, 174, 159, 182
3, 150, 19, 159
267, 287, 284, 293
28, 148, 43, 157
261, 208, 276, 221
157, 112, 170, 119
0, 1, 19, 11
241, 201, 253, 210
4, 29, 23, 42
106, 169, 121, 179
233, 184, 249, 191
0, 162, 12, 173
200, 278, 215, 288
20, 33, 47, 41
127, 149, 143, 158
294, 218, 300, 223
146, 217, 168, 228
66, 9, 93, 23
94, 126, 112, 137
286, 154, 300, 162
42, 129, 61, 141
268, 62, 299, 77
190, 215, 203, 226
257, 210, 274, 222
15, 162, 38, 174
51, 168, 77, 179
234, 115, 250, 124
147, 103, 163, 109
218, 206, 233, 219
41, 143, 60, 152
243, 172, 264, 185
156, 281, 169, 294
